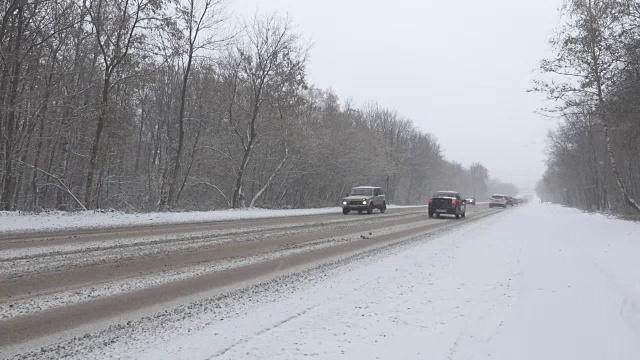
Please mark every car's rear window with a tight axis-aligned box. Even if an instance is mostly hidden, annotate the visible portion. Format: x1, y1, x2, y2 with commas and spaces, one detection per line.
433, 191, 458, 198
491, 195, 505, 199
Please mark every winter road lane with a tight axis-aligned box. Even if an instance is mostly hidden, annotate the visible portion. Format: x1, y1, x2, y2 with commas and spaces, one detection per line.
0, 205, 502, 352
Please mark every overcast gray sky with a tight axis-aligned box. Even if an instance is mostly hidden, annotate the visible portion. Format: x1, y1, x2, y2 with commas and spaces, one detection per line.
231, 0, 563, 191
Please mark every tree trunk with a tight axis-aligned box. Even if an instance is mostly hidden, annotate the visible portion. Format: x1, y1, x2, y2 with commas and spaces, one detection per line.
1, 6, 24, 211
166, 53, 193, 209
231, 92, 261, 208
250, 147, 288, 207
232, 140, 254, 208
603, 125, 640, 213
30, 72, 54, 210
134, 96, 145, 171
0, 66, 10, 205
85, 70, 111, 208
176, 117, 203, 204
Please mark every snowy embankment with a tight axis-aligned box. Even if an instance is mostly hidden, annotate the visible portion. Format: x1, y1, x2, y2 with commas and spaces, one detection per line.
0, 205, 417, 234
0, 207, 330, 234
136, 203, 640, 360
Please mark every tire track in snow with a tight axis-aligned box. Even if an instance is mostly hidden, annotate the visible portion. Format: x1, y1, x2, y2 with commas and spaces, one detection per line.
207, 304, 320, 359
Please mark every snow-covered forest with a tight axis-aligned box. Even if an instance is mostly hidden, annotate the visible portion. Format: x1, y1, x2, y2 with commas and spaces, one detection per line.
0, 0, 514, 211
535, 0, 640, 216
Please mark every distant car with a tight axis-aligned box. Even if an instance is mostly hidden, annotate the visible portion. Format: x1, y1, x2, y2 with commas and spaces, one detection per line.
505, 196, 515, 206
342, 186, 386, 215
465, 198, 476, 205
489, 194, 508, 208
428, 191, 466, 219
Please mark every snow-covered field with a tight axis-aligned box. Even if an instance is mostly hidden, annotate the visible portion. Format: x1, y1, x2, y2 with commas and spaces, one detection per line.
130, 202, 640, 360
0, 205, 421, 234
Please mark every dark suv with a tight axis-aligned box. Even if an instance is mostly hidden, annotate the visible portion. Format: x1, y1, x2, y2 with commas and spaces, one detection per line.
428, 191, 466, 219
505, 196, 515, 206
342, 186, 386, 215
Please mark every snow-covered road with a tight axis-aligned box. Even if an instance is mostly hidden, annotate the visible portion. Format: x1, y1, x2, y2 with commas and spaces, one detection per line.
139, 203, 640, 360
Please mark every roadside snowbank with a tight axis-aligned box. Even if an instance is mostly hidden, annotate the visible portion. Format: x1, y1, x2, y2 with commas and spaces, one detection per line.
139, 202, 640, 360
0, 208, 328, 234
0, 205, 423, 234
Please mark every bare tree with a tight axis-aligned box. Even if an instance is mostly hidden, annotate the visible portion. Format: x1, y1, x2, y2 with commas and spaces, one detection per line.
535, 0, 640, 213
0, 0, 76, 210
159, 0, 228, 209
83, 0, 163, 208
225, 14, 306, 208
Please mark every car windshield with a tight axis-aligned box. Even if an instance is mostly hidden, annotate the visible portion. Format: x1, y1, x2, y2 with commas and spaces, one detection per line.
433, 191, 458, 198
492, 195, 504, 199
349, 188, 374, 196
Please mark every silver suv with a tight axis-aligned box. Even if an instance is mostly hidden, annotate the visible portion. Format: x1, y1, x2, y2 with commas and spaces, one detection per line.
342, 186, 387, 215
489, 194, 508, 208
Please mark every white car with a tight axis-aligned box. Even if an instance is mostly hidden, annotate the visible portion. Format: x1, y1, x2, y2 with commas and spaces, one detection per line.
489, 194, 507, 208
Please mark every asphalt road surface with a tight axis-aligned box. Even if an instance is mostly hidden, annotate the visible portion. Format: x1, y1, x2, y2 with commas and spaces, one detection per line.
0, 204, 504, 357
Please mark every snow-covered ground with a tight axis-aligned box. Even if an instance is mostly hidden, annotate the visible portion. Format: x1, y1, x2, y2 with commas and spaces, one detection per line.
0, 207, 334, 234
0, 205, 421, 234
132, 202, 640, 360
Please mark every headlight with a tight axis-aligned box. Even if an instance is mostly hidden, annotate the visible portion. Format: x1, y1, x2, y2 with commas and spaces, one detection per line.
362, 201, 367, 205
342, 201, 347, 205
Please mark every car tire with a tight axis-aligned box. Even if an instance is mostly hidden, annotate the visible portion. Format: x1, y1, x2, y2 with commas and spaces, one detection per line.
428, 212, 434, 218
358, 209, 363, 214
461, 211, 466, 218
489, 204, 493, 208
455, 209, 460, 219
380, 202, 386, 213
342, 208, 350, 215
366, 204, 373, 214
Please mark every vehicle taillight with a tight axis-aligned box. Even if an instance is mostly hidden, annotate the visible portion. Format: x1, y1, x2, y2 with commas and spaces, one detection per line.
428, 199, 433, 205
451, 199, 457, 207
